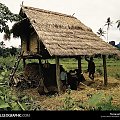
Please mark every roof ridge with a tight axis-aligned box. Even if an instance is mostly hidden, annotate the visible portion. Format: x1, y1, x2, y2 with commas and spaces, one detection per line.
22, 5, 76, 19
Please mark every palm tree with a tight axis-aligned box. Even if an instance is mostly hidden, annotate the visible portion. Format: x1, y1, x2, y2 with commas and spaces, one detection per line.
0, 41, 6, 56
104, 17, 113, 42
97, 28, 106, 38
116, 20, 120, 30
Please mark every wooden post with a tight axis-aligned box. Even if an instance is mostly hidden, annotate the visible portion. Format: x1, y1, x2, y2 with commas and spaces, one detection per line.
23, 58, 26, 68
103, 55, 108, 86
38, 58, 42, 76
55, 56, 61, 93
78, 56, 82, 73
77, 56, 82, 82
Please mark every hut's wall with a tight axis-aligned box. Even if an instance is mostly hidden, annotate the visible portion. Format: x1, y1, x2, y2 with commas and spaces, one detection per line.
21, 33, 38, 55
21, 36, 27, 54
29, 33, 38, 53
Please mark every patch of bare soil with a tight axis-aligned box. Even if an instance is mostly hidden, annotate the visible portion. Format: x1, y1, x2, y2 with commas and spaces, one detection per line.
21, 74, 120, 110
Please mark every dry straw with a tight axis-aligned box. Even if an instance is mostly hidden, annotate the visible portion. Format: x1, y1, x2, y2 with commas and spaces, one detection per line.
12, 6, 120, 57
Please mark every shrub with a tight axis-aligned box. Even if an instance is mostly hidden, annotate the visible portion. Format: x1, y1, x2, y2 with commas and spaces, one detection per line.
79, 92, 120, 111
59, 86, 80, 110
0, 70, 42, 111
115, 73, 120, 80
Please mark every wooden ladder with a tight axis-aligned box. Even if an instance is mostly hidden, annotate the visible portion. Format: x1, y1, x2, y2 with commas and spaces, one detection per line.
9, 51, 24, 86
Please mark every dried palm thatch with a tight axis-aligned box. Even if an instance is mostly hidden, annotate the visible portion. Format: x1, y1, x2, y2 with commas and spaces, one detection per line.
12, 6, 120, 57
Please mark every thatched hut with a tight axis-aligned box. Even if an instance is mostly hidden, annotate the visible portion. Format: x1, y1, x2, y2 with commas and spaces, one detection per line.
11, 6, 120, 92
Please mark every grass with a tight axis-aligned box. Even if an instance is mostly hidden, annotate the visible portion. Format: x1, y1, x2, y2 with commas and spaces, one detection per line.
22, 76, 120, 110
58, 58, 120, 78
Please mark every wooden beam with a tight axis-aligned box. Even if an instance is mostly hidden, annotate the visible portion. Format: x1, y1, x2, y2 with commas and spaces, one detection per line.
102, 55, 108, 86
55, 56, 61, 93
23, 58, 26, 68
78, 56, 82, 73
77, 56, 82, 82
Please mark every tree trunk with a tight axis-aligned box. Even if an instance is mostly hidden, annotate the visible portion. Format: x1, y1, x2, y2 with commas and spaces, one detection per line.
103, 55, 108, 86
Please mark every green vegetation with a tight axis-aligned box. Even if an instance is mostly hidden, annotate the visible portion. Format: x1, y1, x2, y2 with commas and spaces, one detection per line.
115, 73, 120, 80
48, 57, 120, 78
0, 56, 120, 78
0, 56, 120, 111
60, 90, 120, 111
59, 86, 77, 110
84, 92, 120, 111
0, 2, 21, 40
0, 70, 42, 110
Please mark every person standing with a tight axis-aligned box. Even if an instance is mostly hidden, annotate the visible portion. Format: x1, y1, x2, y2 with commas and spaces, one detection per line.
60, 67, 67, 87
85, 56, 95, 80
68, 70, 78, 90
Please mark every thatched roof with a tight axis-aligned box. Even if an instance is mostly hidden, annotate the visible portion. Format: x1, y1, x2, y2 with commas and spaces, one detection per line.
12, 6, 120, 56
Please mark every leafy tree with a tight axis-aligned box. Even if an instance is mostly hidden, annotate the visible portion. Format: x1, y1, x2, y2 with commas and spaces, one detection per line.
10, 46, 17, 56
0, 3, 21, 39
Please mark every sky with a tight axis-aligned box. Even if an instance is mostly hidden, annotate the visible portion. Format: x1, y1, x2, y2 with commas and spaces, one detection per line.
0, 0, 120, 47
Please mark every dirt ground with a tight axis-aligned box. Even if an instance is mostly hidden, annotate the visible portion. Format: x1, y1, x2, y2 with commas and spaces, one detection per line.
22, 73, 120, 110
